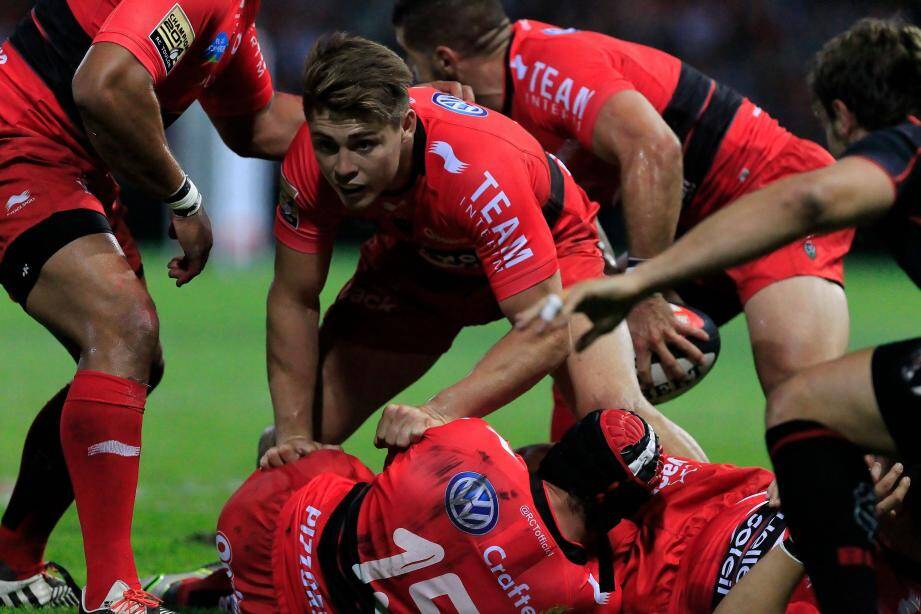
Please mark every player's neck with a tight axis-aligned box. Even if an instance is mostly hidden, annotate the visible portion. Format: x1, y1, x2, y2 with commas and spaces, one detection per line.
387, 133, 418, 194
544, 481, 588, 545
462, 47, 508, 112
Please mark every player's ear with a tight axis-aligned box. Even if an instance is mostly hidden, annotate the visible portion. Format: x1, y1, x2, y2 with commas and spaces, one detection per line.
830, 99, 859, 139
434, 45, 461, 79
400, 108, 417, 143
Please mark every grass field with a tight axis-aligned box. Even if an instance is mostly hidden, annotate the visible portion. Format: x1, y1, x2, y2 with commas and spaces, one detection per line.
1, 247, 918, 611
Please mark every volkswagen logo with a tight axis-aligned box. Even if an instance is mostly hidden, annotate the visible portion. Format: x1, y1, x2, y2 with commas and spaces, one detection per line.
432, 93, 488, 118
445, 471, 499, 535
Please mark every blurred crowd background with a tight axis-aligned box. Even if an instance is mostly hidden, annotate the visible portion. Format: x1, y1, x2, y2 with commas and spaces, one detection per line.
1, 0, 918, 256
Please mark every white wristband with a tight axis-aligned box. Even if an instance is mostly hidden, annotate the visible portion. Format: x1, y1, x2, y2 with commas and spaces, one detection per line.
539, 294, 564, 322
166, 175, 203, 217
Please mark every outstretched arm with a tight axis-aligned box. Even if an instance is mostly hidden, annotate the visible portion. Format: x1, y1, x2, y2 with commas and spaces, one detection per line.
519, 156, 896, 350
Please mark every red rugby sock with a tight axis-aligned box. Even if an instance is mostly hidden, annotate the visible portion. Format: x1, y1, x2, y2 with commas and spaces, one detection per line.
549, 384, 577, 442
60, 370, 146, 609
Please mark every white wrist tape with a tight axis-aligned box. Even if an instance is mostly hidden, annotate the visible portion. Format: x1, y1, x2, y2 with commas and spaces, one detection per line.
539, 294, 564, 322
166, 175, 202, 217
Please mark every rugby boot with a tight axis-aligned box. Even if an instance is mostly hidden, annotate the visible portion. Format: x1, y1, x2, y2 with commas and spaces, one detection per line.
0, 561, 81, 608
142, 562, 228, 609
80, 580, 176, 614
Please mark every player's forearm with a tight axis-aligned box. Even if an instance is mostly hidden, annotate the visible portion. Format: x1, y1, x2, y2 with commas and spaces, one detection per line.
714, 548, 804, 614
426, 327, 569, 420
248, 92, 305, 160
619, 139, 684, 259
73, 49, 185, 199
266, 286, 321, 441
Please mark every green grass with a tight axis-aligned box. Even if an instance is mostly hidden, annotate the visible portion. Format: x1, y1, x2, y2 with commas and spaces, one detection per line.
1, 248, 919, 611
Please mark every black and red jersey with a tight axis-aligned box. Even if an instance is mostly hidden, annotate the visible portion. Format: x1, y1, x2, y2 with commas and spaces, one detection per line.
843, 118, 921, 289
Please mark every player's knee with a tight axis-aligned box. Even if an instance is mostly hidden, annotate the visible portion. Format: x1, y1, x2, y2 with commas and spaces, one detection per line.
98, 293, 161, 367
765, 375, 818, 429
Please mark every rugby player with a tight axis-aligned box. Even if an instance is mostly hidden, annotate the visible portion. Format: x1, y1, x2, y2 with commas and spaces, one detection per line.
391, 0, 854, 439
259, 33, 704, 468
150, 409, 916, 613
521, 18, 921, 613
0, 0, 307, 610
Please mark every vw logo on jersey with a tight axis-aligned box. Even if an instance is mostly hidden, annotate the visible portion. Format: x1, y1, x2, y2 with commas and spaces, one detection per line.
432, 93, 488, 118
444, 471, 499, 535
543, 27, 578, 35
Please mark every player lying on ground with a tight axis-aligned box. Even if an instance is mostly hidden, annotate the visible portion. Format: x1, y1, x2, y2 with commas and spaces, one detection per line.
259, 32, 704, 470
221, 409, 662, 612
392, 0, 854, 439
520, 17, 921, 614
149, 407, 916, 613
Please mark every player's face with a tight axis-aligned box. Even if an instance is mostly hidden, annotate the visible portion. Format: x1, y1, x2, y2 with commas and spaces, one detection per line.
310, 112, 410, 210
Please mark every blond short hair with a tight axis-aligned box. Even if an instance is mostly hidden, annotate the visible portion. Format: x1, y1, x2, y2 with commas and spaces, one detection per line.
302, 32, 414, 126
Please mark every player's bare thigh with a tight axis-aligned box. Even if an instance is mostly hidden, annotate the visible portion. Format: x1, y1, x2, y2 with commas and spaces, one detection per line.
315, 337, 442, 444
765, 347, 895, 453
24, 232, 159, 383
745, 276, 850, 394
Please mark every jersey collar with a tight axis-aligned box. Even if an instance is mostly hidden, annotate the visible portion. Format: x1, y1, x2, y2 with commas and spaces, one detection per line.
529, 474, 588, 564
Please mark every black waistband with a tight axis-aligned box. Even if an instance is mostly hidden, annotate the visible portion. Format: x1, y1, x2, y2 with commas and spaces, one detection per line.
662, 63, 743, 205
9, 0, 92, 138
542, 153, 566, 230
316, 483, 375, 612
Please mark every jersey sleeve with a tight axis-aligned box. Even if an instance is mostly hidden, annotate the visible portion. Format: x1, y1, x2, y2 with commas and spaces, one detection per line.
273, 125, 340, 254
842, 125, 920, 202
199, 26, 274, 117
437, 147, 559, 302
520, 36, 635, 150
93, 0, 213, 84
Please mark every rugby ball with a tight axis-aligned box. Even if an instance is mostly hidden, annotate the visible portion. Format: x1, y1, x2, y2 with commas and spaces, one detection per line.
640, 303, 720, 404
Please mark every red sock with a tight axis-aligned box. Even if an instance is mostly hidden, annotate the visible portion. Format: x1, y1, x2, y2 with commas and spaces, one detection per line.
550, 383, 577, 442
60, 370, 146, 609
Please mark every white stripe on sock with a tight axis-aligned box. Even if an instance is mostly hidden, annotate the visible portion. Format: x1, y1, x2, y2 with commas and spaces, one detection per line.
87, 440, 141, 457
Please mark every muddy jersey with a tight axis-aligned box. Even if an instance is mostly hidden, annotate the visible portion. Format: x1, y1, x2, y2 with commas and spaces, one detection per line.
502, 20, 797, 220
276, 86, 602, 301
280, 419, 617, 613
842, 118, 921, 290
5, 0, 273, 137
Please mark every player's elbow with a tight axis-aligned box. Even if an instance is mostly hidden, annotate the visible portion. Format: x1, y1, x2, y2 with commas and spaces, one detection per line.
73, 64, 123, 120
784, 180, 835, 232
649, 128, 683, 169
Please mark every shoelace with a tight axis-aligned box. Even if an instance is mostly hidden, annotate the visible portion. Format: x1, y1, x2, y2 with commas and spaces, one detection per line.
112, 588, 162, 612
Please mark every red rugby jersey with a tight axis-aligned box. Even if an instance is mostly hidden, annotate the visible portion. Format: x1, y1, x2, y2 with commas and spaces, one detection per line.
502, 20, 794, 217
353, 419, 616, 612
275, 86, 601, 301
7, 0, 273, 126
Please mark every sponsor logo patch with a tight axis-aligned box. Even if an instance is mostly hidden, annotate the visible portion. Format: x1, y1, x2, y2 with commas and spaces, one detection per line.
429, 141, 469, 174
6, 190, 35, 215
0, 45, 7, 65
432, 93, 488, 118
803, 239, 817, 260
204, 32, 229, 63
149, 4, 195, 74
445, 471, 499, 535
277, 174, 299, 228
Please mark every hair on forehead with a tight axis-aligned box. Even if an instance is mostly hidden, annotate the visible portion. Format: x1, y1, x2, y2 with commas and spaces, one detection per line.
302, 32, 414, 126
393, 0, 510, 57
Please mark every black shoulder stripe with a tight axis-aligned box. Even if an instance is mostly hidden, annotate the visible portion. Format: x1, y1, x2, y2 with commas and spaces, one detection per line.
844, 124, 921, 184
